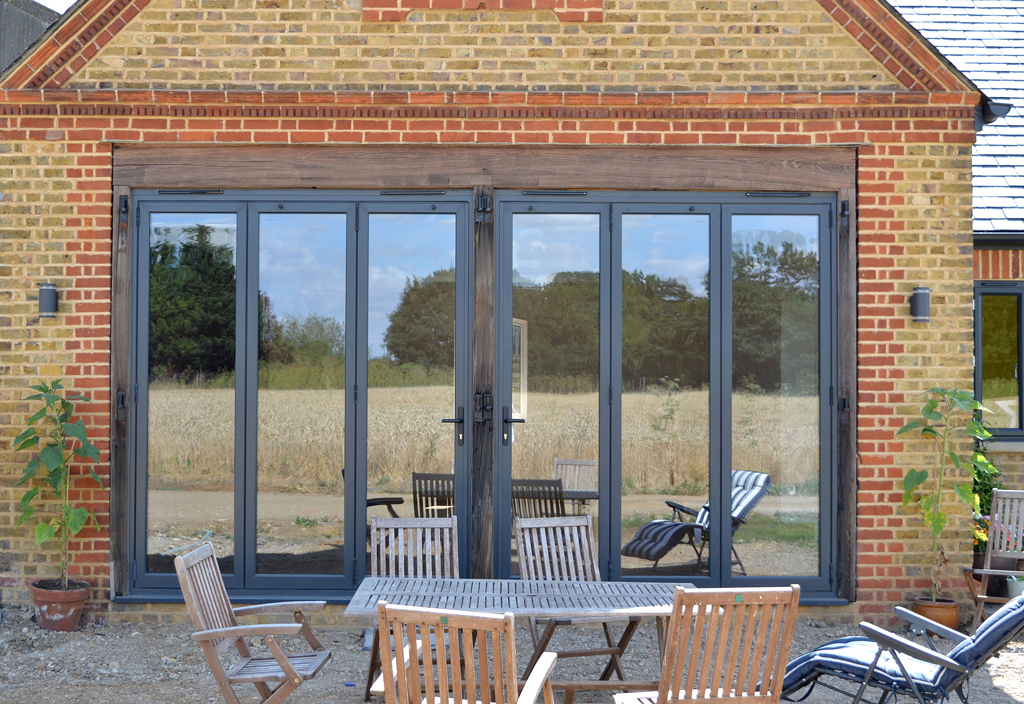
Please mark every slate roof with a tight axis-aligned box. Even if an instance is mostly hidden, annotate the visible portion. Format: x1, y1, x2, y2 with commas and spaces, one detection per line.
890, 0, 1024, 233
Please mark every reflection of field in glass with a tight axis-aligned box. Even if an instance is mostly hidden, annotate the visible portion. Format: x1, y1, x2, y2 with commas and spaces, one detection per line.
148, 387, 818, 494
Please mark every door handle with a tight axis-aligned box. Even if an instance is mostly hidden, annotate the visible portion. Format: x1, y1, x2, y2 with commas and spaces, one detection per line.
502, 406, 525, 446
442, 406, 465, 446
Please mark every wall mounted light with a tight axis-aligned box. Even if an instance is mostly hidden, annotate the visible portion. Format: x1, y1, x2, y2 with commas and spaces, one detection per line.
910, 286, 931, 323
37, 283, 58, 319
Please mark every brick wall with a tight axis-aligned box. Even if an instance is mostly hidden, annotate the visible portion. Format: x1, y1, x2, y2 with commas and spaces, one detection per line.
0, 139, 113, 615
57, 0, 912, 93
974, 248, 1024, 280
0, 85, 979, 622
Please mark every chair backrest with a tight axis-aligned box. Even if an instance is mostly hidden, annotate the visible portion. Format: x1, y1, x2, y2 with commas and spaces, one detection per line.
554, 458, 598, 493
412, 472, 455, 518
945, 595, 1024, 687
985, 489, 1024, 569
370, 516, 460, 578
658, 585, 800, 703
174, 542, 239, 654
512, 479, 566, 519
377, 601, 519, 704
693, 471, 772, 532
514, 515, 600, 582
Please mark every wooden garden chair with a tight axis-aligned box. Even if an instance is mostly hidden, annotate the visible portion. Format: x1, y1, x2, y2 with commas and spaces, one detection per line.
364, 516, 460, 700
554, 458, 598, 514
515, 515, 642, 700
174, 542, 331, 704
964, 489, 1024, 633
370, 601, 557, 704
613, 584, 800, 704
512, 479, 566, 518
412, 472, 456, 518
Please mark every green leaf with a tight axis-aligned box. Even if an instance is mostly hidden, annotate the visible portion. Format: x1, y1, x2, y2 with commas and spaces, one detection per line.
67, 394, 89, 403
39, 444, 64, 472
924, 508, 947, 538
965, 419, 992, 441
74, 441, 100, 463
13, 427, 39, 451
19, 486, 39, 510
64, 419, 87, 444
897, 420, 923, 435
29, 383, 49, 393
948, 451, 962, 471
64, 506, 88, 537
922, 399, 942, 421
25, 406, 48, 427
89, 468, 107, 490
954, 483, 978, 511
17, 505, 36, 525
34, 522, 56, 544
41, 393, 60, 407
920, 426, 939, 439
903, 468, 928, 506
51, 380, 63, 390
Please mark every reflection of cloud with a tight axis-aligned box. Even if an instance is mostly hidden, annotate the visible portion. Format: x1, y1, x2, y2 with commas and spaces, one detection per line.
512, 213, 600, 284
368, 266, 414, 356
258, 214, 347, 322
733, 215, 819, 254
622, 214, 710, 296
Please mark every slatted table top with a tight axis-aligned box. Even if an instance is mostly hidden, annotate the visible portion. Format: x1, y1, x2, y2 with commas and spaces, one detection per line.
347, 577, 688, 618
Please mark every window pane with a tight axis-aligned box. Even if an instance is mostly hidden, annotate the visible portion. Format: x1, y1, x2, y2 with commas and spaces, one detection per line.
256, 213, 347, 575
981, 295, 1020, 429
731, 214, 819, 578
619, 214, 711, 577
510, 213, 601, 576
366, 214, 459, 538
146, 213, 237, 574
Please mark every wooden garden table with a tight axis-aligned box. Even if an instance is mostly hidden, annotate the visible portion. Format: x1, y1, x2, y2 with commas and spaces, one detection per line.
348, 577, 691, 704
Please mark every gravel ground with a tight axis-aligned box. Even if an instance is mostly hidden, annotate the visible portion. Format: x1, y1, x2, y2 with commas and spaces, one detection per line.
1, 605, 1023, 704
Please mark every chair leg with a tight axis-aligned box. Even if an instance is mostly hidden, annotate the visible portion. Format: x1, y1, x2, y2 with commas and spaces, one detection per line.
731, 544, 747, 576
364, 625, 381, 702
529, 616, 541, 651
852, 647, 883, 704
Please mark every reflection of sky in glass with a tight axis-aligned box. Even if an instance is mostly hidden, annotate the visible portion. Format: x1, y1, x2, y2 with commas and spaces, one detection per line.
151, 213, 237, 267
622, 214, 710, 296
259, 213, 347, 322
369, 213, 457, 358
733, 215, 819, 254
512, 214, 600, 286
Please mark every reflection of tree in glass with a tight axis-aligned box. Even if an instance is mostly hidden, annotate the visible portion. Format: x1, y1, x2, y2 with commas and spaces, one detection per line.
149, 224, 236, 380
981, 296, 1018, 401
384, 267, 456, 368
731, 234, 819, 394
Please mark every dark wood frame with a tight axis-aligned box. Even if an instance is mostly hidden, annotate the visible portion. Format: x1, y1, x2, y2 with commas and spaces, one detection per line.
108, 144, 858, 600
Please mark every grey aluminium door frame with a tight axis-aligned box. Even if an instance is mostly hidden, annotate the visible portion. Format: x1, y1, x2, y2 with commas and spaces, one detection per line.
353, 199, 475, 577
132, 199, 249, 592
721, 202, 836, 593
493, 197, 611, 579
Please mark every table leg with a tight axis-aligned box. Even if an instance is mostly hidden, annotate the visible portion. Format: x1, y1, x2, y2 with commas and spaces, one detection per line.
598, 617, 640, 681
655, 616, 667, 661
364, 625, 381, 702
523, 619, 559, 680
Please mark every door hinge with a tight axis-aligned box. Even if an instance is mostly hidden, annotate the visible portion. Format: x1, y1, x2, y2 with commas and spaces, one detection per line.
829, 206, 833, 232
608, 385, 613, 405
828, 563, 833, 584
116, 389, 126, 423
118, 195, 129, 222
475, 195, 493, 224
474, 392, 493, 422
829, 386, 834, 406
135, 204, 140, 229
355, 204, 359, 233
134, 382, 139, 404
354, 384, 358, 405
132, 560, 138, 582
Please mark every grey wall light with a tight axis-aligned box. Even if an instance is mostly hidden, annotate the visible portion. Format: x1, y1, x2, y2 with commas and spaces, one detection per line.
37, 283, 58, 318
910, 286, 930, 323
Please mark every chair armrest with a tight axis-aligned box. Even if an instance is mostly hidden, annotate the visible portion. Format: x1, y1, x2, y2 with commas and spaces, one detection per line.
965, 568, 1024, 578
893, 607, 967, 643
665, 501, 698, 518
192, 623, 303, 641
519, 652, 558, 704
233, 601, 326, 617
367, 497, 404, 507
858, 623, 971, 674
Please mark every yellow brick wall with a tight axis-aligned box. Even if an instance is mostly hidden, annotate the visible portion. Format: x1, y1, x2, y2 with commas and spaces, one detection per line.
67, 0, 906, 92
0, 140, 113, 612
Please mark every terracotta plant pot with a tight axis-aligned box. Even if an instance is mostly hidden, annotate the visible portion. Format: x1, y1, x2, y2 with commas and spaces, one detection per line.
912, 597, 960, 632
29, 579, 91, 632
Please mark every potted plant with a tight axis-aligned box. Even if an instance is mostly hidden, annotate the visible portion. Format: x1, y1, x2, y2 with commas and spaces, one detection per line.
898, 387, 994, 630
13, 380, 105, 631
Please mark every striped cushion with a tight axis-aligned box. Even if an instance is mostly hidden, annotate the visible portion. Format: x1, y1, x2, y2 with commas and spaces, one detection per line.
621, 521, 695, 562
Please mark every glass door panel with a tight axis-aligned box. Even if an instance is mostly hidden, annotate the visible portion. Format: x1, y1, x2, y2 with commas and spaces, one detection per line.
142, 211, 241, 580
506, 211, 603, 576
254, 211, 349, 577
980, 294, 1021, 430
363, 210, 465, 570
729, 213, 822, 579
618, 211, 713, 578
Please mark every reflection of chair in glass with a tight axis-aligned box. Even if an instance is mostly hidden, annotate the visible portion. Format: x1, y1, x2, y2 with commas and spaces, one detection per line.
365, 516, 459, 701
614, 584, 800, 704
412, 472, 455, 518
512, 479, 566, 519
342, 468, 404, 519
620, 470, 771, 574
515, 515, 641, 684
371, 602, 557, 704
554, 458, 598, 515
